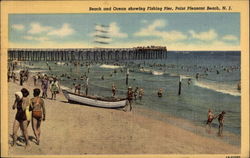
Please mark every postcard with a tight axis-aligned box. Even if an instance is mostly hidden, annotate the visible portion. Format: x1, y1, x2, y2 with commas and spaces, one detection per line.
1, 0, 249, 157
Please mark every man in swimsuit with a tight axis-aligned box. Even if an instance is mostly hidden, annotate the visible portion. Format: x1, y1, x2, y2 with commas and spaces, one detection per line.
215, 111, 226, 136
30, 88, 46, 145
124, 87, 133, 112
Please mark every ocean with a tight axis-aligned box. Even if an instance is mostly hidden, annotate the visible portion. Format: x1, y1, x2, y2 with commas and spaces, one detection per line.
14, 51, 241, 146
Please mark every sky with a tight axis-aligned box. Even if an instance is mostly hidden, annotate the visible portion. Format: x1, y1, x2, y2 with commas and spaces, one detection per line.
9, 13, 240, 51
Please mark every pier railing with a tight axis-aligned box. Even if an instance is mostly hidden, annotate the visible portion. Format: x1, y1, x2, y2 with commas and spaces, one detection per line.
8, 47, 167, 61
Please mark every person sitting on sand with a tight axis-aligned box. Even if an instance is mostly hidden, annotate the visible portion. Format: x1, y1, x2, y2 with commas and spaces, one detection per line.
50, 78, 60, 100
214, 111, 226, 136
30, 88, 46, 145
12, 89, 31, 147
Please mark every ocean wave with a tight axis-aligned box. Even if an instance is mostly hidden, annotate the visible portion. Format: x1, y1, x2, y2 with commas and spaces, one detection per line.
152, 71, 164, 75
194, 80, 240, 96
100, 64, 124, 69
139, 68, 151, 73
56, 62, 65, 65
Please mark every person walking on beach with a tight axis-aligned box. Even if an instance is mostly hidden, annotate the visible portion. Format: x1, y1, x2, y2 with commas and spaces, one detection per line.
215, 111, 226, 136
30, 88, 46, 145
12, 72, 16, 83
21, 88, 32, 126
33, 74, 38, 86
50, 78, 60, 100
112, 84, 116, 97
41, 75, 49, 99
12, 89, 31, 147
19, 70, 24, 86
206, 109, 215, 133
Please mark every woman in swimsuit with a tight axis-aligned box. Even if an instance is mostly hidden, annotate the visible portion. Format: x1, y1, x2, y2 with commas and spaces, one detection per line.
12, 89, 30, 147
206, 109, 215, 133
30, 88, 46, 145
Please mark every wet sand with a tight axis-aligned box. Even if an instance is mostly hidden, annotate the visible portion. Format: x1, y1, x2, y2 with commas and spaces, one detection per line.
8, 79, 240, 155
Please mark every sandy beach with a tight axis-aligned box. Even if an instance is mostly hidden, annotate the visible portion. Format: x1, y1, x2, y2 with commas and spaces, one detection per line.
8, 79, 240, 155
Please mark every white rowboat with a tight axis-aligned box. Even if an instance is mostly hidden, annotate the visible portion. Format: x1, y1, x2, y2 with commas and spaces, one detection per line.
62, 90, 127, 108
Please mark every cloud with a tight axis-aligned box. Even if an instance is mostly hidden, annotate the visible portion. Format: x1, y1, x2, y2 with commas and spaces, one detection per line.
189, 29, 218, 41
108, 22, 128, 38
28, 22, 52, 34
47, 23, 75, 37
134, 19, 187, 42
222, 35, 238, 41
23, 35, 49, 41
12, 24, 24, 31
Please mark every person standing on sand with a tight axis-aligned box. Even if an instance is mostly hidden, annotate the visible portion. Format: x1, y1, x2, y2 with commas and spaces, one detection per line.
12, 89, 30, 147
33, 74, 38, 86
50, 78, 60, 100
19, 70, 24, 86
30, 88, 46, 145
124, 87, 133, 112
214, 111, 226, 136
41, 75, 49, 99
206, 109, 215, 133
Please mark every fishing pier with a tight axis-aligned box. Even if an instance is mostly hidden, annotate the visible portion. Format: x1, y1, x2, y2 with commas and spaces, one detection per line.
8, 46, 167, 61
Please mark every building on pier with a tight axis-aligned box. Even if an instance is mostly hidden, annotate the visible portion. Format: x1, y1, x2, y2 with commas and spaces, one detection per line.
8, 46, 167, 61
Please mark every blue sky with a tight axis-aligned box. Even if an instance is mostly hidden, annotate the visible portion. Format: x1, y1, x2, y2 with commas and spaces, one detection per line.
9, 13, 240, 50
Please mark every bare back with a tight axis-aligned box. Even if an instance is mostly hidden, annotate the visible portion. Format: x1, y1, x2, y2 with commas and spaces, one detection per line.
31, 97, 45, 113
